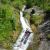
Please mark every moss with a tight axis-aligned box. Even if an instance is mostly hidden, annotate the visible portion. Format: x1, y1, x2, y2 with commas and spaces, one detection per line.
27, 24, 40, 50
24, 12, 30, 23
47, 34, 50, 39
30, 14, 44, 26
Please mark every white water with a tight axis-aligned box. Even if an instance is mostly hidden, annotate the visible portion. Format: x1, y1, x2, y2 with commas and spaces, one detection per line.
13, 6, 33, 50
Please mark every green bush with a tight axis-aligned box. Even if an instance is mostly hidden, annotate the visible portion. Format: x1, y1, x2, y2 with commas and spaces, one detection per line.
0, 4, 22, 49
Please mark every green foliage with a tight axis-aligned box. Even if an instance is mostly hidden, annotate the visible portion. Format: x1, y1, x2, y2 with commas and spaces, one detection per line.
1, 0, 10, 4
24, 12, 30, 22
47, 34, 50, 39
26, 0, 33, 8
0, 4, 12, 41
0, 4, 22, 48
13, 0, 26, 9
30, 15, 44, 25
33, 0, 50, 10
1, 0, 50, 10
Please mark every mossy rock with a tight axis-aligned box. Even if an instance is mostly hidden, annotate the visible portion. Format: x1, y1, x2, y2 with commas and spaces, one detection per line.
24, 12, 31, 23
30, 14, 44, 26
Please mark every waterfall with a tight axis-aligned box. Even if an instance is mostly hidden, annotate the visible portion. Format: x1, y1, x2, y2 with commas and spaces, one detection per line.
13, 5, 33, 50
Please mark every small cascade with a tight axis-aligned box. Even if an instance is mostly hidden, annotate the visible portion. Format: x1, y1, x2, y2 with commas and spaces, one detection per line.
13, 5, 34, 50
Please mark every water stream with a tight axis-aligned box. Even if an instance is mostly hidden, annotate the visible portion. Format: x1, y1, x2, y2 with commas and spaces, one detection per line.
13, 5, 33, 50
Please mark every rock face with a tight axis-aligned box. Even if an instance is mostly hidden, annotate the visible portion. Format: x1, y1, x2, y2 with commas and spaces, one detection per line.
44, 10, 50, 21
38, 10, 50, 50
38, 40, 48, 50
25, 6, 44, 15
39, 20, 50, 39
38, 20, 50, 50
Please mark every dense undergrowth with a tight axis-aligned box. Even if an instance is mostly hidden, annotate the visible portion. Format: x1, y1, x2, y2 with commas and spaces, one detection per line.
0, 4, 22, 49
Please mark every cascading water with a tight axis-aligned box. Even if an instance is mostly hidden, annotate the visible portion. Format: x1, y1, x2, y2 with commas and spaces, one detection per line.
13, 5, 33, 50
